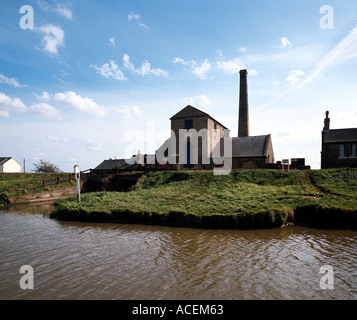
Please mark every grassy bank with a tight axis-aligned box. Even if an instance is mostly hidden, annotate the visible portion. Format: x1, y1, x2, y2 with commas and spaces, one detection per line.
51, 168, 357, 229
0, 173, 76, 205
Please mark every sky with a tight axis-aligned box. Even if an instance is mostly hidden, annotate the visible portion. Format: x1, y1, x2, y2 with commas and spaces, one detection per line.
1, 0, 357, 172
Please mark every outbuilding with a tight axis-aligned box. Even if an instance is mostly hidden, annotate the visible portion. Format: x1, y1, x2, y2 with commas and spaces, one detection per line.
0, 157, 22, 173
321, 111, 357, 169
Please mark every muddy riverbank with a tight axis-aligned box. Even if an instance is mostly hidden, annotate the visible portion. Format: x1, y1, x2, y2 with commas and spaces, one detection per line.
9, 186, 77, 205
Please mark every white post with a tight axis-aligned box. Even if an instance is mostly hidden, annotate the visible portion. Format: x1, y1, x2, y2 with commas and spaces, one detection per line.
282, 159, 290, 172
74, 165, 80, 203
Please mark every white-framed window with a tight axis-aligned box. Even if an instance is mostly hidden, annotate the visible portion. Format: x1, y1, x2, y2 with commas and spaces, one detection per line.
350, 144, 357, 157
339, 144, 346, 157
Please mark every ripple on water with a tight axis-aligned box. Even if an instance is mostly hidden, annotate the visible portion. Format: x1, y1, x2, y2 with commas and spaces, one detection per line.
0, 210, 356, 300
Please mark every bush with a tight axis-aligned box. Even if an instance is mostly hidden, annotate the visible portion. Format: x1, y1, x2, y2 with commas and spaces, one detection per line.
0, 193, 10, 206
33, 159, 60, 173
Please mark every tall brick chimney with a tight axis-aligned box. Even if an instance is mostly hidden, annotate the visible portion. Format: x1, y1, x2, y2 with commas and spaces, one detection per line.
238, 69, 249, 137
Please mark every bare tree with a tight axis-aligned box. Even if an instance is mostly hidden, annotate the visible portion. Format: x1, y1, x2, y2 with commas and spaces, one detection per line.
33, 159, 61, 173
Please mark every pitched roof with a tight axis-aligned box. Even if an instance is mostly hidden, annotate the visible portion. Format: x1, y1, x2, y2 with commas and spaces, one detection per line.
231, 135, 271, 157
170, 105, 228, 129
323, 128, 357, 143
0, 157, 11, 165
95, 159, 130, 170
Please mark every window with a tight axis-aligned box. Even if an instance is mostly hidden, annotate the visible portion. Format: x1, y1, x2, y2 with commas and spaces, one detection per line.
185, 119, 193, 129
186, 142, 191, 166
340, 144, 357, 158
214, 123, 217, 130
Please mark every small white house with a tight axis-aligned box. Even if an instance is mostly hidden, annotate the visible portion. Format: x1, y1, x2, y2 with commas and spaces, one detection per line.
0, 157, 22, 173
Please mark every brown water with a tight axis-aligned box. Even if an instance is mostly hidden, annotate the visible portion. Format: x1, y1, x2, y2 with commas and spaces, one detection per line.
0, 204, 356, 300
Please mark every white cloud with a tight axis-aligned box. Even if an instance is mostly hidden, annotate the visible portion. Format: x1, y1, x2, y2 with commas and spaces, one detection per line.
191, 95, 212, 108
297, 25, 357, 88
216, 58, 244, 75
286, 69, 305, 86
175, 55, 256, 78
35, 91, 51, 100
37, 0, 49, 11
113, 105, 143, 119
175, 56, 251, 79
128, 12, 140, 21
0, 110, 10, 118
248, 69, 259, 76
0, 74, 27, 88
244, 43, 326, 71
47, 136, 68, 143
85, 139, 103, 151
123, 54, 168, 77
123, 54, 137, 73
29, 103, 61, 119
0, 92, 61, 120
260, 25, 357, 111
141, 61, 168, 77
139, 23, 149, 29
280, 37, 292, 48
132, 105, 143, 117
56, 5, 73, 20
173, 57, 191, 65
90, 60, 126, 81
0, 92, 27, 112
192, 60, 211, 80
331, 109, 357, 128
108, 36, 116, 48
128, 12, 149, 29
174, 58, 211, 79
33, 151, 47, 160
216, 49, 224, 58
39, 24, 65, 55
38, 1, 73, 20
54, 91, 107, 117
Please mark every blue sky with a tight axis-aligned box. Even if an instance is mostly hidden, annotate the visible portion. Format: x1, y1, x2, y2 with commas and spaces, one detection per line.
1, 0, 357, 171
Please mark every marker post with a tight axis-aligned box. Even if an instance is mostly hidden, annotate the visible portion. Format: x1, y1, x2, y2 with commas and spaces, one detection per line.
74, 165, 80, 203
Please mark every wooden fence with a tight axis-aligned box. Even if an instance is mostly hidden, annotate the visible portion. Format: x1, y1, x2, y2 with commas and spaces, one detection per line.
84, 167, 168, 175
42, 166, 168, 186
43, 174, 74, 187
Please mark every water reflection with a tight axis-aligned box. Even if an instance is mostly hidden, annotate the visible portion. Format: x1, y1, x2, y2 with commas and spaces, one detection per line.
5, 202, 55, 215
0, 207, 356, 300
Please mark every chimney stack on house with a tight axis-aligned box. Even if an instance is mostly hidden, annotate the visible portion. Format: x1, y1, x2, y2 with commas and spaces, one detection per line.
324, 110, 330, 131
238, 69, 249, 137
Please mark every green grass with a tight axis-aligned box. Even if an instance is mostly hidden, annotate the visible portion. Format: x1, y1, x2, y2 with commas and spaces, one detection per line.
51, 169, 357, 229
0, 172, 76, 205
308, 168, 357, 197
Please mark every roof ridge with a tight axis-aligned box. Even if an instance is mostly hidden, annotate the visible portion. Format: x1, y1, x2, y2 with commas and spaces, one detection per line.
170, 105, 227, 129
0, 157, 11, 165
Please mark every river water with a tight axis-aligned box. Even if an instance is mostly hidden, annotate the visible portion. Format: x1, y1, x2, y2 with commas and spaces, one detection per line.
0, 203, 356, 300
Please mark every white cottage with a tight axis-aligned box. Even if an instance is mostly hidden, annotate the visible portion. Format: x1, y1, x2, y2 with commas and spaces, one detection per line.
0, 157, 22, 173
